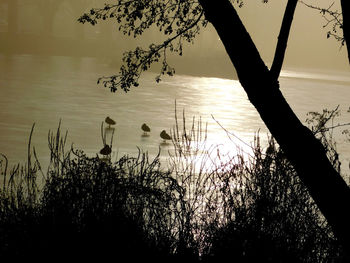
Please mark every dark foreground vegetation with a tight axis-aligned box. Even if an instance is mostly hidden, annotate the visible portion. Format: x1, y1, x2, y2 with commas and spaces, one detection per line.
0, 110, 348, 262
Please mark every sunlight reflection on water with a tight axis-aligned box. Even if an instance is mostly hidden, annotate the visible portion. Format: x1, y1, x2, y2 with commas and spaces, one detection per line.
0, 55, 349, 176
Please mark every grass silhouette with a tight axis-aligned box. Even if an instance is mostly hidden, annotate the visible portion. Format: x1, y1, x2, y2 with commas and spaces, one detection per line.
0, 108, 347, 262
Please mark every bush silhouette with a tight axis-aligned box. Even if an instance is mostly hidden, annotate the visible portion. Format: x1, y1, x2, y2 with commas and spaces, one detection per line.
0, 109, 347, 262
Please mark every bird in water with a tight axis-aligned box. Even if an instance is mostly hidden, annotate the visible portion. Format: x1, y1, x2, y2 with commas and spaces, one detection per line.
105, 116, 116, 128
160, 130, 172, 142
99, 144, 112, 155
141, 123, 151, 135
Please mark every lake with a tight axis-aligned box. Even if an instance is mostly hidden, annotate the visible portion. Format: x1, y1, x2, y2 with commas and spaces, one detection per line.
0, 54, 349, 176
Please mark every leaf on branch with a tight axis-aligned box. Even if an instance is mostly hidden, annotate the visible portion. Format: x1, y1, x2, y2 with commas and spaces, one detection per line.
79, 0, 206, 93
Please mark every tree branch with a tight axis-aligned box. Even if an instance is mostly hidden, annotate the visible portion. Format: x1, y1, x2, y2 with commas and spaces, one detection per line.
270, 0, 298, 80
97, 10, 205, 92
199, 0, 350, 251
79, 0, 207, 92
198, 0, 272, 91
341, 0, 350, 63
300, 1, 345, 49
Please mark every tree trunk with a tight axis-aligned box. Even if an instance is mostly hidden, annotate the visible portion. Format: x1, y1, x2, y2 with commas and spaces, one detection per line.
341, 0, 350, 63
270, 0, 298, 80
199, 0, 350, 253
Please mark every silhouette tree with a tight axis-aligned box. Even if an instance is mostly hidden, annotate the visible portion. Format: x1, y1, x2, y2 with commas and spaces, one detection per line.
79, 0, 350, 253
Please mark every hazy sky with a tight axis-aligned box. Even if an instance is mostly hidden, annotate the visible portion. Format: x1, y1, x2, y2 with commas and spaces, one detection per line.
151, 0, 349, 76
236, 1, 348, 71
0, 0, 348, 75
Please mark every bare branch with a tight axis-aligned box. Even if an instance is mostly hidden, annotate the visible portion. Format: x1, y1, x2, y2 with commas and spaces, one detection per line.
300, 1, 345, 45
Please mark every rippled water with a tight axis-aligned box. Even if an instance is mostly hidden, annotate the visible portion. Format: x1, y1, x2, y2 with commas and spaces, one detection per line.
0, 55, 349, 173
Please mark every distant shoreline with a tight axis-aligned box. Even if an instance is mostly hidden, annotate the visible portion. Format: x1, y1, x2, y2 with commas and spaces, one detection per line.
1, 33, 348, 82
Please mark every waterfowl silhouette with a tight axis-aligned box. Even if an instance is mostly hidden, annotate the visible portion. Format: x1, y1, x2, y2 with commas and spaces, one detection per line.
141, 123, 151, 135
99, 144, 112, 155
160, 130, 172, 142
105, 117, 116, 128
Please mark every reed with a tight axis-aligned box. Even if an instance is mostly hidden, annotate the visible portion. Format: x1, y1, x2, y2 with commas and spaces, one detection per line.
0, 107, 347, 262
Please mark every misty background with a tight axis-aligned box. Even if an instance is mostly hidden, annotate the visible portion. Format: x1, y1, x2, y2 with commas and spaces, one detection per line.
0, 0, 348, 78
0, 0, 349, 170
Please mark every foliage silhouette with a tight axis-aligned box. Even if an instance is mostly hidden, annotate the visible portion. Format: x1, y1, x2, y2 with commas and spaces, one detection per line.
1, 108, 347, 261
78, 0, 350, 253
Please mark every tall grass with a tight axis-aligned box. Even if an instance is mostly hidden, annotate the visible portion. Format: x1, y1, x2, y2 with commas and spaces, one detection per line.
0, 108, 347, 262
201, 136, 342, 262
1, 123, 189, 261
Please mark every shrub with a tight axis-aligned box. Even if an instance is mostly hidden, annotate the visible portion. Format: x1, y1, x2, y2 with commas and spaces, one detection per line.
0, 124, 195, 261
0, 107, 347, 262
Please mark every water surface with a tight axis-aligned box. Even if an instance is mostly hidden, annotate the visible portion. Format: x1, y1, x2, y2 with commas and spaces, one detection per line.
0, 55, 349, 174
